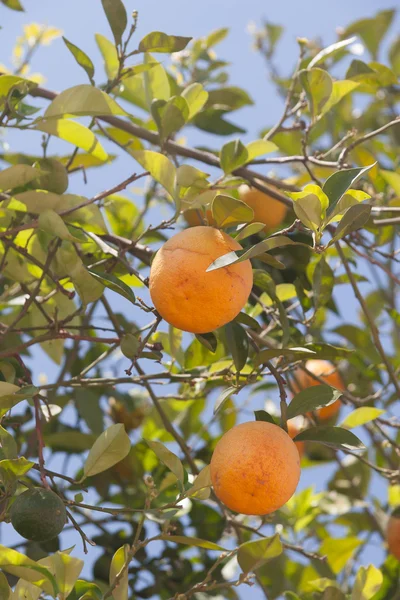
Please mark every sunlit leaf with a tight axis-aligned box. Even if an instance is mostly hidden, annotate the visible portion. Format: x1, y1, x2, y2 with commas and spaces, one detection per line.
62, 37, 95, 82
109, 545, 129, 600
287, 385, 342, 420
138, 31, 192, 53
34, 119, 108, 162
101, 0, 127, 46
146, 440, 185, 484
294, 426, 365, 451
340, 407, 385, 429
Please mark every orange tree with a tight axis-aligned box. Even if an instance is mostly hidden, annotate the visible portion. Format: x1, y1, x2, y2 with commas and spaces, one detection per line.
0, 1, 399, 598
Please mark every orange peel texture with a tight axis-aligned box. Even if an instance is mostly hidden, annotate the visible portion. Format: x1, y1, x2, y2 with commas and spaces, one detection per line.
210, 421, 301, 515
149, 226, 253, 334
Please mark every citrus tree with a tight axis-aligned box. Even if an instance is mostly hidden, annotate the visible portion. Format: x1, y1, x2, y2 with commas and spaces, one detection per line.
0, 1, 399, 599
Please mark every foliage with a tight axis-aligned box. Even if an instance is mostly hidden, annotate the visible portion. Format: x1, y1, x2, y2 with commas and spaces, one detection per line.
0, 2, 399, 599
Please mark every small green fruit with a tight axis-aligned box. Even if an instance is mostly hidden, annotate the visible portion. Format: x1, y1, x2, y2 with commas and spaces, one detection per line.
10, 487, 66, 542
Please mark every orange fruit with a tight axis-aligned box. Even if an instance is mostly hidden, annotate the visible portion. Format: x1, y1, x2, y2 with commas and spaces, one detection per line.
210, 421, 300, 515
291, 359, 345, 421
149, 226, 253, 334
287, 419, 305, 458
387, 508, 400, 560
238, 185, 288, 231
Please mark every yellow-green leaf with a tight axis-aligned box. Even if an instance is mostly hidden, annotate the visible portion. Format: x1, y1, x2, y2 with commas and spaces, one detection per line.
101, 0, 127, 46
186, 465, 212, 499
0, 572, 11, 600
211, 194, 254, 227
62, 37, 95, 83
38, 209, 83, 241
320, 80, 360, 117
130, 150, 176, 197
83, 424, 131, 478
158, 535, 225, 551
95, 33, 119, 80
109, 545, 129, 600
320, 537, 362, 574
0, 164, 43, 192
146, 439, 184, 483
34, 119, 108, 162
340, 407, 385, 429
0, 546, 57, 595
44, 84, 127, 119
246, 139, 278, 161
138, 31, 192, 53
352, 565, 383, 600
181, 83, 208, 119
299, 68, 333, 121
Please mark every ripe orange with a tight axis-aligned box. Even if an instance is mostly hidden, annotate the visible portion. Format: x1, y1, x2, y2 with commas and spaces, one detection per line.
149, 226, 253, 334
239, 185, 288, 231
387, 508, 400, 560
287, 418, 305, 458
291, 360, 345, 421
210, 421, 300, 515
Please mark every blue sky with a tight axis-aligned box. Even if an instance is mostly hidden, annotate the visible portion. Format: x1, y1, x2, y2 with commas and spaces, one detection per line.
1, 0, 397, 596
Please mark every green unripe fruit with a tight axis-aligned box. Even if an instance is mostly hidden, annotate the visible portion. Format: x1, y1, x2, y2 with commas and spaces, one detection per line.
10, 487, 67, 542
33, 158, 69, 194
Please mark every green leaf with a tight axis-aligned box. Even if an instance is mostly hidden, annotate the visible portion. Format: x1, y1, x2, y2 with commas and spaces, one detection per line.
158, 535, 225, 551
213, 386, 236, 415
186, 465, 212, 499
328, 204, 371, 245
109, 545, 129, 600
62, 37, 95, 82
206, 235, 306, 272
352, 565, 383, 600
294, 426, 365, 451
83, 424, 131, 479
0, 0, 24, 10
341, 408, 385, 429
286, 185, 328, 231
146, 439, 184, 484
43, 84, 126, 119
299, 68, 333, 121
195, 332, 218, 353
381, 170, 400, 196
220, 138, 248, 174
75, 390, 104, 435
320, 80, 360, 117
320, 537, 362, 574
389, 36, 400, 75
138, 31, 192, 53
38, 209, 83, 242
0, 382, 33, 417
0, 425, 18, 458
0, 457, 34, 483
342, 9, 395, 60
328, 189, 371, 223
160, 95, 189, 138
95, 33, 119, 80
0, 546, 57, 595
131, 150, 176, 197
254, 410, 276, 424
206, 86, 253, 111
234, 222, 266, 242
308, 37, 357, 68
0, 164, 43, 191
194, 108, 245, 136
34, 119, 108, 162
225, 322, 249, 372
0, 573, 11, 600
47, 552, 83, 599
287, 385, 342, 420
88, 269, 136, 305
256, 346, 317, 364
313, 256, 334, 309
246, 139, 278, 161
181, 83, 208, 119
237, 534, 283, 573
120, 333, 140, 360
101, 0, 127, 46
211, 194, 254, 227
323, 165, 375, 215
176, 164, 209, 187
